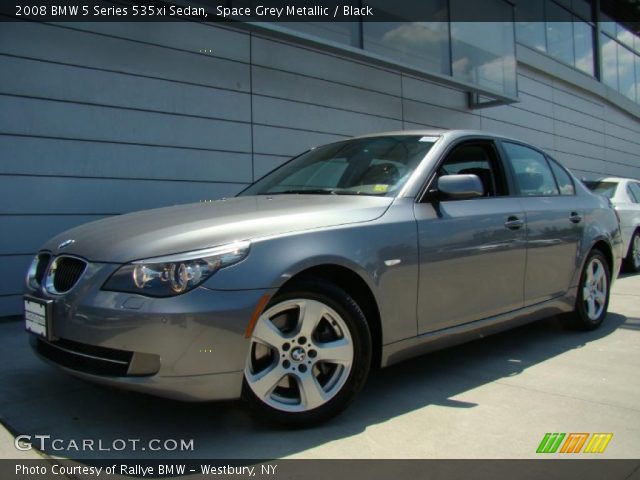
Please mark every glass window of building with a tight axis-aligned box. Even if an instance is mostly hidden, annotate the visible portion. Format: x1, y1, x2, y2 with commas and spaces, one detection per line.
601, 33, 619, 90
362, 0, 450, 75
284, 22, 360, 47
616, 24, 636, 50
571, 0, 592, 21
515, 0, 546, 53
600, 15, 617, 38
516, 0, 595, 77
598, 2, 640, 104
450, 0, 517, 96
617, 43, 637, 101
546, 1, 575, 66
597, 3, 640, 104
573, 20, 594, 75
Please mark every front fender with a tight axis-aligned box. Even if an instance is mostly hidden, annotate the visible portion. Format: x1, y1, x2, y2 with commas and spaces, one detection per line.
203, 204, 420, 344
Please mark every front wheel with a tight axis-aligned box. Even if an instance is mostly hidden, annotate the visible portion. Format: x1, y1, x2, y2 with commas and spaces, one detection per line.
623, 231, 640, 273
565, 250, 611, 331
243, 280, 371, 427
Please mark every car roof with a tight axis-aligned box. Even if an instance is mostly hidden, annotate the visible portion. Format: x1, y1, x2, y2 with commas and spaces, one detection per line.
349, 132, 640, 183
352, 129, 524, 144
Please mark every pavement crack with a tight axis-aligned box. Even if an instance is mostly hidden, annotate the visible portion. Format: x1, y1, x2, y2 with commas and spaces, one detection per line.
623, 463, 640, 480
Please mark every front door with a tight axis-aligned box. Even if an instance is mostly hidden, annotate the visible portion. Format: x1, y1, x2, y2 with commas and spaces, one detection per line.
415, 140, 527, 334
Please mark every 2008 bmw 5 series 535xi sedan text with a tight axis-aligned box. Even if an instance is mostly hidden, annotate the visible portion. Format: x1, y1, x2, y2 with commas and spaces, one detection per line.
24, 130, 623, 426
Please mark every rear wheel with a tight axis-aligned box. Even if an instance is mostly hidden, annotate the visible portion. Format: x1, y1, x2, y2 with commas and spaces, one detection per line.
243, 280, 371, 427
565, 250, 611, 331
623, 231, 640, 273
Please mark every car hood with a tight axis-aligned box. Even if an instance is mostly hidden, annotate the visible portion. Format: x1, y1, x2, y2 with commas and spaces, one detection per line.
42, 195, 393, 263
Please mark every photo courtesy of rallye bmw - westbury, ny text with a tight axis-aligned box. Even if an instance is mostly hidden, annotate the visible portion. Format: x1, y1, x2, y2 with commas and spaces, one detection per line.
14, 462, 278, 477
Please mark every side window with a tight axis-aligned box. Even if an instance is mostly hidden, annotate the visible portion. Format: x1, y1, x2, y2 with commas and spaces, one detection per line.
437, 143, 505, 197
502, 142, 559, 196
628, 183, 640, 203
548, 158, 576, 195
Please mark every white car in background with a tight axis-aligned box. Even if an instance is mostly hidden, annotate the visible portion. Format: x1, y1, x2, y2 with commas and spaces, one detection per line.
585, 177, 640, 273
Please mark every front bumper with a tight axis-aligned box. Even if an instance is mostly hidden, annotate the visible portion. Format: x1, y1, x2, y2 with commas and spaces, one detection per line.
31, 337, 245, 401
26, 261, 275, 401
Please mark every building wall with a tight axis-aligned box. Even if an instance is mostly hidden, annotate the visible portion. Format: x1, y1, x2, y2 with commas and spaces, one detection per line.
1, 22, 639, 316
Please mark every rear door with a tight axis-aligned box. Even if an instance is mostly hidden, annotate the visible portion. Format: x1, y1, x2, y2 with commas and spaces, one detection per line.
415, 139, 527, 334
499, 141, 583, 305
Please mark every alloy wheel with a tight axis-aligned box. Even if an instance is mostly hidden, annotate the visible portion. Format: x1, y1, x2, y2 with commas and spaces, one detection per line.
582, 257, 608, 321
245, 299, 354, 413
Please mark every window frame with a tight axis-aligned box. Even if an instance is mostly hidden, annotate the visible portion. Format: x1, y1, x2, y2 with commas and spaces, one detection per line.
546, 155, 577, 196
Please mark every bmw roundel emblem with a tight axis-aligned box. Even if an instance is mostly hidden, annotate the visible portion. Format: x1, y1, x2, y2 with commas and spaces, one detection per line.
58, 239, 76, 250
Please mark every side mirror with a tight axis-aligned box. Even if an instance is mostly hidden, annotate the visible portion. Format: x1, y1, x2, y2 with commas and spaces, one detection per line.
436, 174, 484, 200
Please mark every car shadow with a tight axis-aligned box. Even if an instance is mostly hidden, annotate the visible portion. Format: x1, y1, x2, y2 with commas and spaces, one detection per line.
0, 312, 630, 460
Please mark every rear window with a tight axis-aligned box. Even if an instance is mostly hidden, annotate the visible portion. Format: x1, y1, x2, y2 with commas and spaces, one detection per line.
584, 181, 618, 199
628, 182, 640, 203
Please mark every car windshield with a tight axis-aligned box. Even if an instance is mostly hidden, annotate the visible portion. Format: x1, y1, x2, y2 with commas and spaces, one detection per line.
240, 135, 438, 197
584, 181, 618, 199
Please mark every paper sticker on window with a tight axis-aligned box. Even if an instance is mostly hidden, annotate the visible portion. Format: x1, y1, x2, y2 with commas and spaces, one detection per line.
373, 184, 389, 193
419, 136, 439, 142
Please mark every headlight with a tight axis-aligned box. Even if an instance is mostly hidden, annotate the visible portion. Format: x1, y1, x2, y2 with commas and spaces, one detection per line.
26, 255, 41, 289
26, 255, 42, 290
103, 241, 250, 297
26, 253, 51, 290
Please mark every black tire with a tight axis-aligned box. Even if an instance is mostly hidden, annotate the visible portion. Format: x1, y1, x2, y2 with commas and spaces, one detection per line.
564, 249, 611, 331
623, 230, 640, 273
242, 279, 372, 427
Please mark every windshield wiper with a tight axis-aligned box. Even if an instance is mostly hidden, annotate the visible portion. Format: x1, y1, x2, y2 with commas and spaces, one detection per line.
258, 188, 367, 196
263, 189, 339, 195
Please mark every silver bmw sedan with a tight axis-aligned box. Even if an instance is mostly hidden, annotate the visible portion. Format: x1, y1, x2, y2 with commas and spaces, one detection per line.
584, 177, 640, 273
24, 130, 623, 426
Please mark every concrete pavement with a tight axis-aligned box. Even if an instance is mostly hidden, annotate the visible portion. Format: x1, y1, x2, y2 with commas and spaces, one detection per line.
0, 274, 638, 460
0, 423, 43, 460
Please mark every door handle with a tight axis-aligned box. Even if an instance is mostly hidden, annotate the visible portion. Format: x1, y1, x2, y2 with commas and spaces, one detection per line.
569, 212, 582, 224
504, 216, 524, 230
